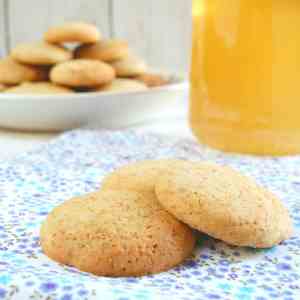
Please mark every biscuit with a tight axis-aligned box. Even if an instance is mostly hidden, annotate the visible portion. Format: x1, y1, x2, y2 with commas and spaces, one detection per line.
102, 160, 189, 197
111, 55, 147, 77
45, 22, 101, 44
135, 73, 170, 88
5, 82, 74, 94
0, 83, 7, 92
11, 42, 72, 65
0, 57, 48, 85
50, 59, 115, 87
40, 190, 196, 277
75, 40, 129, 62
96, 79, 148, 93
155, 161, 293, 248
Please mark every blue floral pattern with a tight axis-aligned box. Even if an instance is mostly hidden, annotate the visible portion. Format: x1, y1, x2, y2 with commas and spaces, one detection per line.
0, 129, 299, 300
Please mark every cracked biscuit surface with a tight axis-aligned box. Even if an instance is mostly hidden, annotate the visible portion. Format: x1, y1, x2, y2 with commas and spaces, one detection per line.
155, 161, 293, 248
40, 190, 196, 277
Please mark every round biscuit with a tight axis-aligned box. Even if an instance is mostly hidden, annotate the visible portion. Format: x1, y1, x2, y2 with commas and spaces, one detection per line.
111, 55, 147, 77
155, 161, 293, 248
96, 78, 147, 93
50, 59, 115, 87
45, 22, 101, 44
0, 83, 7, 92
5, 82, 74, 94
11, 42, 72, 65
75, 40, 129, 62
40, 190, 196, 277
0, 57, 48, 84
101, 159, 189, 197
135, 73, 170, 88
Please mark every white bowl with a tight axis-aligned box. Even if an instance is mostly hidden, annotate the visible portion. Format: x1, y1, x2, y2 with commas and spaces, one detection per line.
0, 75, 189, 132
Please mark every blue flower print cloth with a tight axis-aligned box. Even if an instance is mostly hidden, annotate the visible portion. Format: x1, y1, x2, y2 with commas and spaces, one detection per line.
0, 129, 299, 300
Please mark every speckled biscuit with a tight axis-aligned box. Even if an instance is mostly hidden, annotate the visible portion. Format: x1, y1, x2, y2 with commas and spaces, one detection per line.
135, 73, 170, 88
155, 161, 293, 248
75, 40, 129, 62
11, 42, 72, 65
45, 22, 101, 44
0, 57, 48, 85
50, 59, 115, 87
111, 55, 147, 77
96, 78, 148, 93
40, 190, 196, 277
5, 82, 73, 94
101, 160, 191, 197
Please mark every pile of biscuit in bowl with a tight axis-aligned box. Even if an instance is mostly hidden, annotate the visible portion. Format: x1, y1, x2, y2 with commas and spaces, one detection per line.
40, 159, 293, 277
0, 22, 169, 95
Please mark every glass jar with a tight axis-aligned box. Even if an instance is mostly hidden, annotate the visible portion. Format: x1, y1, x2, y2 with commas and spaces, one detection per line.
190, 0, 300, 155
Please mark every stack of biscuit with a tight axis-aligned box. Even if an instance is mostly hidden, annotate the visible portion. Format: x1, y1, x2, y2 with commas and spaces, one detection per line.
40, 160, 293, 277
0, 22, 169, 95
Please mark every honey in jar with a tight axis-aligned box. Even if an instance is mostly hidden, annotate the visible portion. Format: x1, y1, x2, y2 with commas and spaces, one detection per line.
190, 0, 300, 155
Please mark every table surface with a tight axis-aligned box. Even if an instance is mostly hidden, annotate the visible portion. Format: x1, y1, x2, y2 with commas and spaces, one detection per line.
2, 127, 299, 300
0, 118, 193, 160
2, 115, 300, 300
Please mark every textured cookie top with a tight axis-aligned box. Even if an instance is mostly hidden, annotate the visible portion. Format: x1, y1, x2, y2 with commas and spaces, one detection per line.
44, 22, 101, 44
102, 159, 190, 197
75, 40, 129, 62
155, 161, 293, 248
40, 190, 195, 277
50, 59, 115, 87
96, 78, 147, 93
0, 57, 47, 84
11, 42, 72, 65
111, 55, 147, 77
5, 82, 73, 94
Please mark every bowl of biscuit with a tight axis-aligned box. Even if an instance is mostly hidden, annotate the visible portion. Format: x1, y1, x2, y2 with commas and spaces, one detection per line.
0, 22, 188, 131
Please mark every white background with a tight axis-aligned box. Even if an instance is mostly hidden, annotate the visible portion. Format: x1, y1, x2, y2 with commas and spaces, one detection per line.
0, 0, 194, 159
0, 0, 192, 73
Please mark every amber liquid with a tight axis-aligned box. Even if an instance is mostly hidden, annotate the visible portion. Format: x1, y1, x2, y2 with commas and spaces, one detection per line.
190, 0, 300, 155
